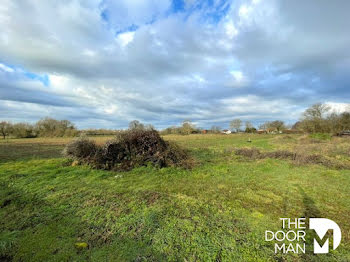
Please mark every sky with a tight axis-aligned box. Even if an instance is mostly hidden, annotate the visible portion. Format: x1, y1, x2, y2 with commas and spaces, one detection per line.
0, 0, 349, 129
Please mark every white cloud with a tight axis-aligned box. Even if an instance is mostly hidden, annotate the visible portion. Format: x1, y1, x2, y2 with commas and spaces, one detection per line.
104, 104, 118, 114
326, 102, 350, 114
193, 74, 206, 83
238, 5, 251, 19
230, 70, 243, 81
82, 49, 96, 57
117, 31, 135, 47
0, 63, 14, 73
224, 21, 238, 39
0, 0, 349, 128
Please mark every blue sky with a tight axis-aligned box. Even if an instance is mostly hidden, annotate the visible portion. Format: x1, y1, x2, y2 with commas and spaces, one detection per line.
0, 0, 349, 129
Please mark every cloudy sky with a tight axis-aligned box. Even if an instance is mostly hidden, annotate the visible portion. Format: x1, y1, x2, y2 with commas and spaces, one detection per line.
0, 0, 349, 129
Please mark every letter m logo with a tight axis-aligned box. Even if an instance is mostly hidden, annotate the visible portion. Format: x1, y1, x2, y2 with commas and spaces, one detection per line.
309, 218, 341, 254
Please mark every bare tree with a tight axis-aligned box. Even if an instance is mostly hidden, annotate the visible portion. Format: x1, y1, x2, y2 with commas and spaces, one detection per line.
144, 124, 155, 131
128, 120, 145, 130
0, 121, 12, 139
181, 120, 194, 135
230, 119, 242, 132
211, 125, 221, 133
300, 103, 331, 133
259, 123, 268, 130
245, 121, 253, 129
302, 103, 330, 120
268, 120, 286, 132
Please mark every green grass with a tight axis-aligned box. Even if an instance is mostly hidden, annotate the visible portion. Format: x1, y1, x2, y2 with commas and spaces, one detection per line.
309, 133, 332, 141
0, 134, 350, 261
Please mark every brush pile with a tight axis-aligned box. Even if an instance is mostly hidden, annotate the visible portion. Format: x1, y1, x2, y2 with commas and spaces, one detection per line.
63, 129, 193, 171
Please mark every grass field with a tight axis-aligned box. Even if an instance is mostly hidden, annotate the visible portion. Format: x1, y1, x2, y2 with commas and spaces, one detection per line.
1, 134, 350, 261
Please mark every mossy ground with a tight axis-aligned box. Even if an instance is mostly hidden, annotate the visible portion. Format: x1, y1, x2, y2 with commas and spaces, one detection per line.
0, 134, 349, 261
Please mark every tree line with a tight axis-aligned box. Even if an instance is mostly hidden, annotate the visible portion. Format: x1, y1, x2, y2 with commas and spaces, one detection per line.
228, 119, 286, 133
296, 103, 350, 133
160, 119, 287, 135
0, 117, 78, 139
229, 103, 350, 134
161, 103, 350, 135
1, 103, 349, 139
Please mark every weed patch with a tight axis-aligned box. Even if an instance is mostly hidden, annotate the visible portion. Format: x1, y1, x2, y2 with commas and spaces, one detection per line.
235, 147, 350, 169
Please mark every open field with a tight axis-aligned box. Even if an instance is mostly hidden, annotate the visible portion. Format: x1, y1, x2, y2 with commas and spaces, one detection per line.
1, 134, 350, 261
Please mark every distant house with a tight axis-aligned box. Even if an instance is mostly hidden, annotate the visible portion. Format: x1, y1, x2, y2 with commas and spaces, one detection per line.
266, 128, 276, 134
257, 129, 267, 134
221, 129, 232, 134
284, 129, 302, 134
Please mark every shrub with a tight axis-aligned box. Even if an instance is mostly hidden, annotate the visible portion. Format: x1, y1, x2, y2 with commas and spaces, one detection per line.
293, 154, 339, 168
245, 127, 257, 133
234, 148, 261, 159
262, 150, 296, 160
63, 129, 193, 170
63, 137, 98, 161
162, 141, 194, 168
